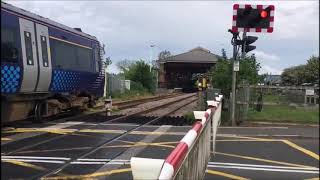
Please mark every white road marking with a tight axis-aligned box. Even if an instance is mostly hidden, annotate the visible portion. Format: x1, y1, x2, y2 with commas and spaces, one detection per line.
2, 156, 70, 160
217, 134, 302, 137
100, 123, 139, 126
71, 161, 130, 165
207, 165, 319, 174
71, 161, 107, 165
218, 127, 288, 129
208, 162, 319, 170
76, 158, 129, 162
76, 159, 130, 162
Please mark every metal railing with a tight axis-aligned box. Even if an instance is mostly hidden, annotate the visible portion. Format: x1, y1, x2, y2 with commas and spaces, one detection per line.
130, 95, 223, 180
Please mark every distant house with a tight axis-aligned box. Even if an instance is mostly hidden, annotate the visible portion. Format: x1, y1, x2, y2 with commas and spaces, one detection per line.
264, 74, 281, 85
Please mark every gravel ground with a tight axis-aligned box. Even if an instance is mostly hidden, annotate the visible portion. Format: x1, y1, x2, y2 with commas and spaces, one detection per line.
168, 100, 198, 117
143, 96, 198, 117
112, 93, 196, 116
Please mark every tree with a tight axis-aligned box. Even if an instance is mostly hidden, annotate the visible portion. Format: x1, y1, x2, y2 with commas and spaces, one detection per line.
208, 58, 232, 96
237, 54, 262, 85
117, 59, 156, 92
105, 57, 112, 66
208, 55, 261, 97
158, 50, 171, 60
221, 48, 227, 60
116, 59, 134, 74
305, 56, 319, 83
281, 56, 319, 86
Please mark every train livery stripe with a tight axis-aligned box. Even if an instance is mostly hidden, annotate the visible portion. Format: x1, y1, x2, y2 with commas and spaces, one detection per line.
49, 36, 92, 50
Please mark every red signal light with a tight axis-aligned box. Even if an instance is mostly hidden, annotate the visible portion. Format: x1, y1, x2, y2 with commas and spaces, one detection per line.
260, 10, 268, 18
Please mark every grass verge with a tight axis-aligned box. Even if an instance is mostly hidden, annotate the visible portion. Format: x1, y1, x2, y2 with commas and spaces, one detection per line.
247, 105, 319, 124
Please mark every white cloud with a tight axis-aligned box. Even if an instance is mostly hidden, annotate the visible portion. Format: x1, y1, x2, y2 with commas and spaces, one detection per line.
259, 65, 283, 75
253, 50, 280, 62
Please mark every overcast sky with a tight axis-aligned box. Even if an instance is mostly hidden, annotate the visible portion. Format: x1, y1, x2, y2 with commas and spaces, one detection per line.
4, 0, 319, 74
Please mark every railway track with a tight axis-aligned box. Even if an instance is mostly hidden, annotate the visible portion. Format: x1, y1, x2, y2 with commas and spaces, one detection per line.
2, 93, 197, 179
112, 92, 182, 110
1, 93, 183, 128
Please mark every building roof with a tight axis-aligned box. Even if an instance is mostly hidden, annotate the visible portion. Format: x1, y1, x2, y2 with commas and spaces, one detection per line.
158, 46, 219, 63
1, 2, 98, 41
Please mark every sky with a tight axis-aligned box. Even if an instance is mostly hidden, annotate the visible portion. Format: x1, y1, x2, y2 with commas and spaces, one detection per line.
4, 0, 319, 75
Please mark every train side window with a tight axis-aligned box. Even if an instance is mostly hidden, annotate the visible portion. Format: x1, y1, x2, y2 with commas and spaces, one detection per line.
24, 31, 34, 65
76, 46, 92, 72
51, 38, 93, 72
40, 36, 49, 67
1, 26, 20, 63
51, 38, 77, 70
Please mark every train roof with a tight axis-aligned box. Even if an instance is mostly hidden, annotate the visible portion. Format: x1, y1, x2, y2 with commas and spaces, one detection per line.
1, 2, 99, 42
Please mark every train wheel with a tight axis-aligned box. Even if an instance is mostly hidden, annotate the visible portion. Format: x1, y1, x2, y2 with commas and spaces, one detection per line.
33, 102, 43, 123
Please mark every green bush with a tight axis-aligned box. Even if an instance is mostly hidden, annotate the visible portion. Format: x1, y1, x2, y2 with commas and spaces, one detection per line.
183, 111, 196, 125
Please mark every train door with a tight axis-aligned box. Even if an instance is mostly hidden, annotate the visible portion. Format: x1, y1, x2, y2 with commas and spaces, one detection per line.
35, 23, 52, 92
19, 18, 38, 92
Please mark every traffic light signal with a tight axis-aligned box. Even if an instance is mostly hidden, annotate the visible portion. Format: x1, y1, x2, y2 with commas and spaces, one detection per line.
232, 4, 275, 33
242, 36, 258, 53
234, 35, 258, 53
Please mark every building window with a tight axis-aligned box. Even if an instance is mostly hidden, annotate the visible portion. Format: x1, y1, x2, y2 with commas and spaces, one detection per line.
1, 26, 20, 63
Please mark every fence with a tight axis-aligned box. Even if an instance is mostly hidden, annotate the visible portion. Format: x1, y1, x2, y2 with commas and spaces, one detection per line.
106, 73, 135, 96
235, 85, 319, 123
130, 95, 223, 180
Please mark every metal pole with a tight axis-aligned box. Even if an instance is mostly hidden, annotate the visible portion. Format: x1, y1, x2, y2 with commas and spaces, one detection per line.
104, 63, 108, 97
230, 32, 238, 126
241, 31, 247, 58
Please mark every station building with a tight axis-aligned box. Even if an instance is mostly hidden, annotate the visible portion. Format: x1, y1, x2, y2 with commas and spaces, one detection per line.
157, 47, 219, 91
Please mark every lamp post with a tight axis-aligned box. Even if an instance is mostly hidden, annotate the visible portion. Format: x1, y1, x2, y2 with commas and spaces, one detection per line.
150, 44, 162, 90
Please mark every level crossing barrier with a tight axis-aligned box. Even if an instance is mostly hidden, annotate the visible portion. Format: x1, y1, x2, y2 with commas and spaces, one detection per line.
130, 95, 223, 180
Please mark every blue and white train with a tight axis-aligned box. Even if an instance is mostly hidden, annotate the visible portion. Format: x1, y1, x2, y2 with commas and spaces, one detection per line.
1, 2, 105, 123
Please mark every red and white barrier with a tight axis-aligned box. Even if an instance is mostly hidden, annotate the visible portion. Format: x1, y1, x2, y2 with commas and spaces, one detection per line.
130, 95, 223, 180
131, 157, 164, 179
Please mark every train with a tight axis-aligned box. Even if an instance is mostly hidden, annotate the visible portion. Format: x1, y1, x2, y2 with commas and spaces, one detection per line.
1, 2, 105, 123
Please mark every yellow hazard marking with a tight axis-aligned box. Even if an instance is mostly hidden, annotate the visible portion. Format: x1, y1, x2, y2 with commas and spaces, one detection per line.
71, 133, 101, 138
79, 129, 126, 134
1, 138, 12, 141
2, 128, 76, 135
218, 135, 274, 141
104, 141, 176, 149
215, 152, 314, 168
206, 170, 249, 180
117, 140, 178, 145
41, 168, 132, 179
16, 147, 91, 154
282, 140, 319, 161
130, 131, 185, 135
2, 159, 47, 171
